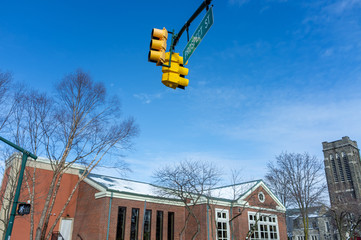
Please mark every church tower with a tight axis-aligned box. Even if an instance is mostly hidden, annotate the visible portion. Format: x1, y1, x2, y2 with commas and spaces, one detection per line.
322, 136, 361, 206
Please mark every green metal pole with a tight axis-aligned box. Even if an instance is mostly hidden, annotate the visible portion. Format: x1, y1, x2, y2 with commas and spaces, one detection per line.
106, 192, 113, 240
4, 153, 29, 240
0, 136, 37, 159
0, 136, 37, 240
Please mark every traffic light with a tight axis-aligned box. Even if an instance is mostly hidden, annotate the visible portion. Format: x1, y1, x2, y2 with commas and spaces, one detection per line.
148, 28, 168, 66
17, 203, 31, 215
162, 52, 189, 89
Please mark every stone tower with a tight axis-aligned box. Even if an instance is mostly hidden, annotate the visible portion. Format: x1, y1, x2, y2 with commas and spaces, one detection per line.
322, 136, 361, 206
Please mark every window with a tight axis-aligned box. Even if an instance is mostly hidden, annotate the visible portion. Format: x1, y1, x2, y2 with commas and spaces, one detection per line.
293, 219, 300, 229
311, 219, 318, 229
156, 211, 163, 240
325, 221, 330, 233
248, 212, 279, 240
116, 207, 126, 240
216, 209, 230, 240
167, 212, 174, 240
336, 153, 345, 182
258, 192, 265, 203
311, 235, 318, 240
130, 208, 139, 240
342, 152, 352, 182
143, 210, 152, 240
330, 155, 339, 182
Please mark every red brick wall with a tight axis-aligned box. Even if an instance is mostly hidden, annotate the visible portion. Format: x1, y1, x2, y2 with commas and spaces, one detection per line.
72, 181, 108, 239
8, 165, 80, 240
1, 160, 287, 240
73, 181, 187, 240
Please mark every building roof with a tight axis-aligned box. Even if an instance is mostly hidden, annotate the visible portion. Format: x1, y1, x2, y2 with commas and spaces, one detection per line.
85, 173, 286, 212
208, 180, 261, 201
87, 173, 161, 198
286, 205, 329, 219
86, 173, 264, 202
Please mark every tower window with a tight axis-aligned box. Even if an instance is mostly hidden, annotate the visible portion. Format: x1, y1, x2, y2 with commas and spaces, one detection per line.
330, 155, 339, 182
342, 152, 352, 182
336, 153, 345, 182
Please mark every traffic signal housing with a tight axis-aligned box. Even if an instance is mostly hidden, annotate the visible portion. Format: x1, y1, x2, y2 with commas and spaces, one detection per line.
17, 203, 31, 215
162, 52, 189, 89
148, 28, 168, 66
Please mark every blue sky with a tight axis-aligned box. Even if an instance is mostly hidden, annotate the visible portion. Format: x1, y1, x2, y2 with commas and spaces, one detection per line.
1, 0, 361, 184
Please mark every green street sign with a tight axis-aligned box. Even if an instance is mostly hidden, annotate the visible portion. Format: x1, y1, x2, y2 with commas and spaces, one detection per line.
183, 6, 214, 64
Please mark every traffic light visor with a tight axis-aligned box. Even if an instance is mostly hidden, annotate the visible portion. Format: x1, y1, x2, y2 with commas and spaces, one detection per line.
150, 39, 166, 51
178, 77, 189, 88
179, 66, 189, 76
148, 50, 165, 64
151, 28, 168, 41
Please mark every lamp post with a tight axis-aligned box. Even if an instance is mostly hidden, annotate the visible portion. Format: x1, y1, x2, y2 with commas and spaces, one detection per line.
0, 136, 37, 240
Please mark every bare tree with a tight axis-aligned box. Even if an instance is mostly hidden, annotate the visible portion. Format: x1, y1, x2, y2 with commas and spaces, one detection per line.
0, 72, 29, 240
153, 159, 221, 240
0, 70, 13, 130
0, 153, 24, 239
22, 90, 53, 239
265, 161, 291, 208
225, 172, 280, 240
329, 194, 361, 240
229, 169, 243, 240
7, 69, 140, 240
0, 70, 138, 239
266, 152, 327, 240
0, 84, 56, 239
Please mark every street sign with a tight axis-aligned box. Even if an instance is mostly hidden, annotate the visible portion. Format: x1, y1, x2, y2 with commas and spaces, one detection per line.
183, 6, 214, 64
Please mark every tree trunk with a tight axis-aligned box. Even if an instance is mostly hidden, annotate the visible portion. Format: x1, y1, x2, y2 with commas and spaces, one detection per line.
34, 170, 60, 240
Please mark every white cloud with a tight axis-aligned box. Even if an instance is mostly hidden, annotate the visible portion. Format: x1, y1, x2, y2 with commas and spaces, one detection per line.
133, 92, 162, 104
324, 0, 361, 15
228, 0, 250, 6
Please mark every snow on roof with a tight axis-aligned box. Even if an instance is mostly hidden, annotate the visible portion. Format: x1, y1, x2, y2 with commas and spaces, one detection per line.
87, 173, 160, 197
288, 214, 300, 219
87, 173, 262, 201
208, 180, 260, 201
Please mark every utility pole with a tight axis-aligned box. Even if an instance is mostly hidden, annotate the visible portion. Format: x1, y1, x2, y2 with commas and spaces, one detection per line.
0, 136, 37, 240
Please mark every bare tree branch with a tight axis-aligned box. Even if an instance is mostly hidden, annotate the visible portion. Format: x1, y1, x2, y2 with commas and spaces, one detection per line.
266, 152, 327, 240
153, 159, 221, 240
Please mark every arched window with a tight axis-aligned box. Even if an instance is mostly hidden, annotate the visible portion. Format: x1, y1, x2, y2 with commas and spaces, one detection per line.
336, 153, 345, 182
330, 154, 339, 182
342, 152, 352, 182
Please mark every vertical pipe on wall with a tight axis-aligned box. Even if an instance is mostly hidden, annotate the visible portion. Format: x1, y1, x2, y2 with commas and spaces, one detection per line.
230, 203, 234, 240
106, 192, 113, 240
207, 198, 210, 240
141, 200, 147, 239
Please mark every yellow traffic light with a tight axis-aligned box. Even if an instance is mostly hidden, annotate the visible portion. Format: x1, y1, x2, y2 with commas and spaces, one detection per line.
148, 28, 168, 66
162, 52, 189, 89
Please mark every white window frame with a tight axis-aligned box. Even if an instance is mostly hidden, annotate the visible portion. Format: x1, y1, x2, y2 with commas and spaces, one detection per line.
215, 208, 230, 240
258, 191, 265, 203
311, 235, 318, 240
325, 221, 330, 233
248, 211, 280, 240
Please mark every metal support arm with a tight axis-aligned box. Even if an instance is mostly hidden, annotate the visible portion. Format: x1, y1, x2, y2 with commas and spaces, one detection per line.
172, 0, 212, 49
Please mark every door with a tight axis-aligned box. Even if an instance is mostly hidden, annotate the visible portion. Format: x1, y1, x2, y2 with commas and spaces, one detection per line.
59, 218, 73, 240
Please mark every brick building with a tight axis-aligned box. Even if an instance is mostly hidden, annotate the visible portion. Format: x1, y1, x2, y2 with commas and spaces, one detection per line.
0, 155, 287, 240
